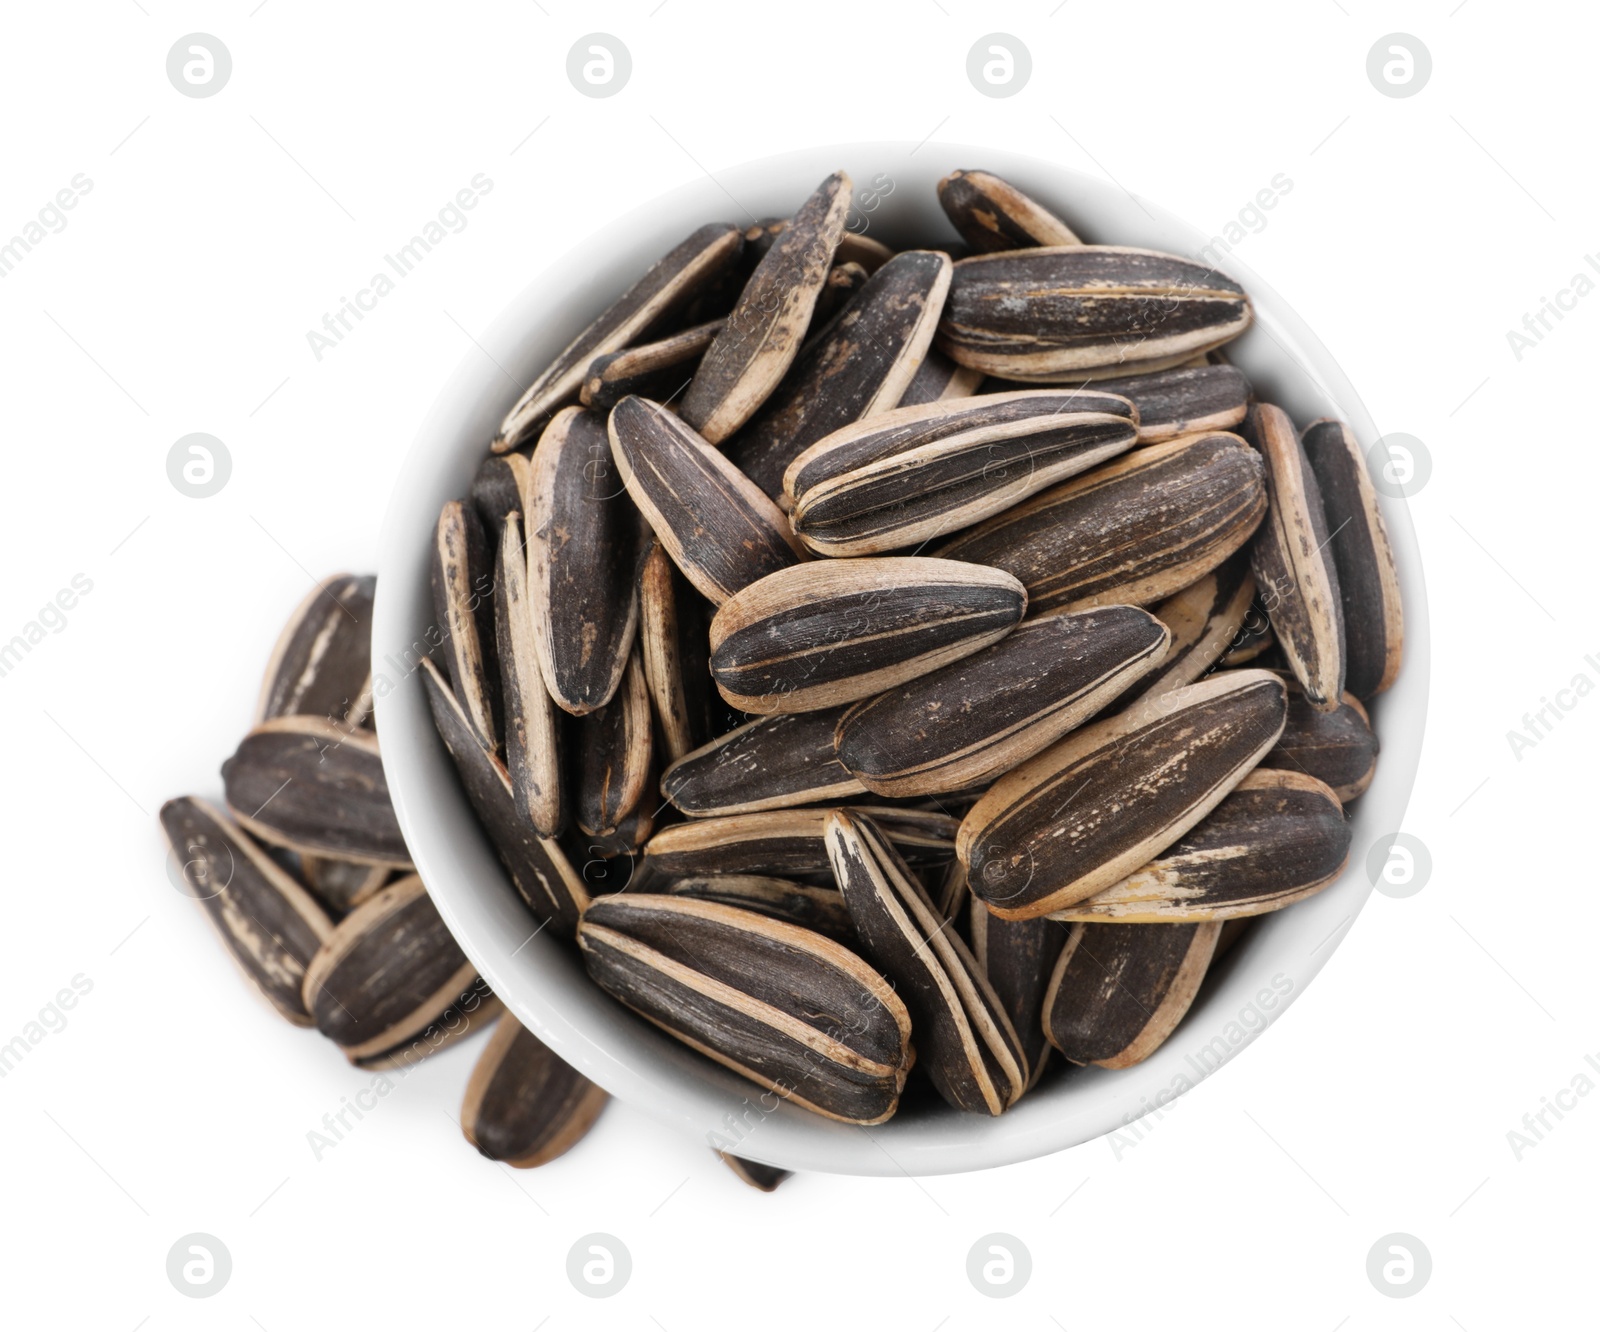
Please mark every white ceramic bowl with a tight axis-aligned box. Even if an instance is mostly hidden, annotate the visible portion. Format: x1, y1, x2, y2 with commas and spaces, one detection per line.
373, 142, 1429, 1177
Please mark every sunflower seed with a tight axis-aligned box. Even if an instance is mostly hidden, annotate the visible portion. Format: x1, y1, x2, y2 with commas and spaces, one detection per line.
255, 574, 376, 729
1133, 552, 1256, 700
579, 318, 725, 412
664, 875, 856, 942
301, 874, 482, 1064
470, 447, 532, 543
936, 168, 1082, 252
835, 605, 1170, 797
494, 222, 745, 451
786, 390, 1138, 557
1302, 418, 1403, 698
221, 717, 411, 866
1265, 686, 1377, 802
806, 260, 871, 339
725, 250, 953, 498
524, 406, 641, 716
159, 796, 334, 1025
637, 539, 714, 763
968, 902, 1067, 1091
608, 395, 804, 606
960, 669, 1289, 918
1042, 921, 1221, 1067
431, 499, 502, 751
422, 657, 590, 934
836, 231, 894, 273
896, 349, 985, 407
1091, 364, 1252, 443
573, 648, 653, 838
825, 811, 1028, 1115
717, 1153, 793, 1192
577, 893, 914, 1124
661, 705, 866, 817
357, 982, 503, 1072
643, 806, 959, 877
930, 856, 972, 921
1245, 404, 1346, 711
708, 557, 1027, 714
937, 246, 1252, 380
681, 172, 854, 442
1048, 769, 1351, 922
460, 1016, 609, 1167
495, 511, 565, 836
1221, 602, 1276, 666
935, 431, 1267, 615
300, 856, 391, 917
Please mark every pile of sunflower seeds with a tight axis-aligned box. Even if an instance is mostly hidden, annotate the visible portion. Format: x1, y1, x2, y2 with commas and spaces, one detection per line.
420, 166, 1402, 1131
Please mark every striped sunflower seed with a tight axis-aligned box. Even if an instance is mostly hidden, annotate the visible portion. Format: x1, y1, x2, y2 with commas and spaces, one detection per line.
934, 431, 1267, 615
1042, 921, 1221, 1068
681, 172, 854, 443
936, 169, 1082, 252
718, 1153, 793, 1192
1265, 686, 1378, 802
1302, 417, 1404, 698
1245, 404, 1346, 711
1092, 364, 1252, 444
255, 573, 376, 729
825, 812, 1029, 1115
359, 982, 503, 1072
707, 556, 1027, 714
660, 705, 866, 818
608, 395, 804, 606
1049, 769, 1350, 922
834, 605, 1170, 798
807, 260, 871, 337
159, 796, 334, 1025
664, 875, 856, 942
422, 657, 590, 935
460, 1016, 609, 1167
837, 231, 894, 273
637, 539, 714, 763
968, 903, 1067, 1092
524, 406, 641, 716
495, 511, 565, 837
572, 648, 653, 839
431, 500, 501, 752
577, 893, 914, 1125
300, 856, 390, 917
494, 222, 745, 451
643, 806, 959, 877
1222, 602, 1276, 666
580, 318, 724, 412
937, 246, 1252, 380
470, 447, 532, 544
896, 348, 985, 407
785, 390, 1138, 557
725, 250, 953, 498
959, 670, 1289, 918
1133, 552, 1256, 701
221, 716, 411, 867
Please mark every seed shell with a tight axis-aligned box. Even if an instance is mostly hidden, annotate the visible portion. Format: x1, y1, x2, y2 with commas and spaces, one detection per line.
637, 540, 714, 762
1042, 921, 1222, 1067
935, 431, 1267, 615
661, 705, 866, 818
572, 649, 653, 838
936, 169, 1083, 252
836, 231, 894, 272
718, 1153, 793, 1192
681, 171, 854, 443
494, 221, 745, 451
1222, 603, 1276, 666
708, 557, 1028, 715
664, 875, 856, 942
255, 573, 376, 729
644, 806, 959, 877
968, 903, 1067, 1090
806, 261, 871, 338
1092, 364, 1252, 444
470, 448, 532, 544
577, 894, 913, 1124
495, 511, 566, 837
431, 499, 502, 752
460, 1016, 609, 1168
896, 349, 985, 407
356, 981, 503, 1072
1133, 552, 1256, 700
959, 670, 1289, 918
1265, 687, 1378, 802
580, 318, 724, 412
300, 856, 391, 917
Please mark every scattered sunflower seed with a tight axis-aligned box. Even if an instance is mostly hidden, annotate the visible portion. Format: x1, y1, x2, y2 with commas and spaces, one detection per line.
718, 1152, 793, 1191
255, 573, 376, 729
460, 1016, 609, 1167
300, 855, 391, 917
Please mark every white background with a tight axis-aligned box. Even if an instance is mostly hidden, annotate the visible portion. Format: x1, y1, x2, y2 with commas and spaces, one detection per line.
0, 1, 1592, 1327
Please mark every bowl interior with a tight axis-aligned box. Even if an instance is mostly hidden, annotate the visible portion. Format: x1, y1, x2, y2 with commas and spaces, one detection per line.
373, 142, 1428, 1176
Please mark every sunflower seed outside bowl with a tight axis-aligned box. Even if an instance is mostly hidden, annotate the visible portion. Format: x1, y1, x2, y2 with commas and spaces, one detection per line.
660, 704, 866, 817
255, 573, 376, 729
300, 856, 391, 917
460, 1016, 609, 1167
936, 169, 1083, 251
718, 1153, 793, 1191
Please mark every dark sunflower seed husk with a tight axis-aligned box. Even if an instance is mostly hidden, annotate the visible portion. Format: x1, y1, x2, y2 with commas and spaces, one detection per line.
936, 168, 1083, 252
661, 704, 866, 817
300, 856, 391, 917
1302, 418, 1404, 698
959, 670, 1289, 918
496, 511, 565, 837
968, 901, 1068, 1091
608, 396, 804, 606
717, 1152, 793, 1192
637, 539, 714, 763
836, 231, 894, 273
644, 806, 959, 877
1221, 602, 1275, 666
461, 1016, 609, 1167
896, 348, 985, 408
356, 980, 503, 1072
1244, 404, 1346, 711
825, 812, 1028, 1115
1132, 552, 1256, 701
681, 172, 854, 443
725, 250, 953, 498
1049, 769, 1351, 922
431, 499, 501, 752
255, 573, 376, 729
494, 222, 745, 451
577, 894, 914, 1124
525, 406, 641, 716
664, 875, 856, 942
470, 448, 532, 544
1042, 921, 1221, 1068
580, 319, 725, 412
159, 797, 335, 1025
573, 648, 653, 839
221, 717, 411, 867
806, 260, 871, 340
1092, 364, 1252, 444
422, 657, 590, 935
937, 246, 1252, 380
708, 556, 1027, 714
835, 605, 1170, 797
1265, 686, 1377, 802
301, 874, 481, 1064
935, 431, 1267, 615
786, 390, 1137, 557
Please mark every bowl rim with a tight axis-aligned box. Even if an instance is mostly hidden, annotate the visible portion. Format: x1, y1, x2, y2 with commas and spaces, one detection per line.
373, 140, 1430, 1177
